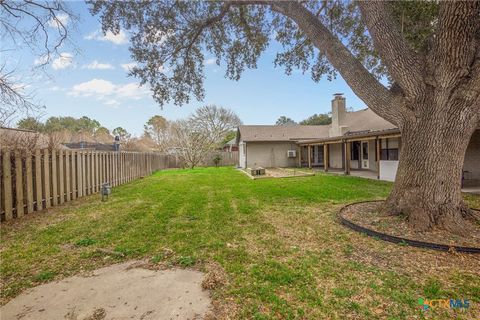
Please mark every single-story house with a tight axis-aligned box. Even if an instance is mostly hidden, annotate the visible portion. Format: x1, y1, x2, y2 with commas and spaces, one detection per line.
236, 94, 480, 184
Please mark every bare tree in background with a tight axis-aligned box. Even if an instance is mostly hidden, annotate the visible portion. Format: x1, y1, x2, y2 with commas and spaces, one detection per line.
168, 120, 211, 169
166, 106, 242, 168
144, 115, 171, 151
190, 105, 242, 147
0, 0, 76, 125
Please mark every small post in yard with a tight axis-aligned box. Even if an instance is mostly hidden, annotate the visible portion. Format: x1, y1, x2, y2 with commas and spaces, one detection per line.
101, 183, 111, 202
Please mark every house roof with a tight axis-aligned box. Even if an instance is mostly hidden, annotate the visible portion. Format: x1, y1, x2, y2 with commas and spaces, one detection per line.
343, 108, 396, 134
238, 108, 397, 143
238, 125, 330, 142
0, 127, 55, 149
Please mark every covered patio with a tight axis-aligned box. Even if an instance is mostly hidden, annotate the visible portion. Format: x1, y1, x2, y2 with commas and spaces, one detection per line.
297, 129, 401, 181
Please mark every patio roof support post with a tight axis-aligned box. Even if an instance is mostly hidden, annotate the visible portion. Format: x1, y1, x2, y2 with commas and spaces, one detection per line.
297, 145, 302, 168
323, 144, 328, 172
345, 141, 351, 175
376, 138, 381, 179
307, 145, 312, 169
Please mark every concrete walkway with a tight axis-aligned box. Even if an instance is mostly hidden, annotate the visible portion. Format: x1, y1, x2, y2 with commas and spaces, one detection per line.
1, 261, 211, 320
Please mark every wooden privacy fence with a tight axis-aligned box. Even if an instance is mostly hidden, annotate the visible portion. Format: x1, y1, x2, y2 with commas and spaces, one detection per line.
203, 151, 239, 167
0, 149, 179, 222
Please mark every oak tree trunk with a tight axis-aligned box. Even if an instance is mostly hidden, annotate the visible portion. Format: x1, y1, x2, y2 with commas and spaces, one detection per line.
383, 97, 479, 235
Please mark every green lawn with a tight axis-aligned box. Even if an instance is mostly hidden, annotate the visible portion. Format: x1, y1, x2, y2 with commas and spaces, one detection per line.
1, 167, 479, 319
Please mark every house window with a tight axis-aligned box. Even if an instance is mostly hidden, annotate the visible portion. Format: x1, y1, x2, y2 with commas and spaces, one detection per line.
380, 138, 399, 160
350, 142, 360, 160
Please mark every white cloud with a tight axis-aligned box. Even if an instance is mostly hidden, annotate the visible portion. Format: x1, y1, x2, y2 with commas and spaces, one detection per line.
52, 52, 73, 70
34, 55, 48, 66
47, 14, 69, 28
48, 86, 62, 91
205, 58, 216, 65
69, 79, 148, 106
116, 83, 148, 100
104, 99, 120, 108
85, 29, 128, 45
83, 60, 115, 70
71, 79, 116, 97
120, 62, 137, 72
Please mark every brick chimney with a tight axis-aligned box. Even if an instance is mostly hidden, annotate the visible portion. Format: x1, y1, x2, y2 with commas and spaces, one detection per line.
329, 93, 349, 137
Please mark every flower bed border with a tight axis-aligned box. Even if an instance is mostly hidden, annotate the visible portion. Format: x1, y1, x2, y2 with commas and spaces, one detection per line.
338, 200, 480, 254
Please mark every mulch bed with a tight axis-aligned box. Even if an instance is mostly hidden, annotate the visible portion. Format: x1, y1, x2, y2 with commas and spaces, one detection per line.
341, 201, 480, 248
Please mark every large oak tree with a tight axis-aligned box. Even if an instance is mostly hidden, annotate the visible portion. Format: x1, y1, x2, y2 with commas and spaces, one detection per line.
89, 1, 480, 234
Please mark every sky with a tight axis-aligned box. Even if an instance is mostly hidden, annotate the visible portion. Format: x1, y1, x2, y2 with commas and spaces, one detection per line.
6, 1, 367, 136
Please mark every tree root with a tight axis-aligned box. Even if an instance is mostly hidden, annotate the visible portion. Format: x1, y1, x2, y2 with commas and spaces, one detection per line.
381, 196, 479, 236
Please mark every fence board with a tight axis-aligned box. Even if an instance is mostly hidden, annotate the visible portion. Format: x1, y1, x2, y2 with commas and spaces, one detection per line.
76, 151, 82, 198
44, 149, 51, 209
82, 151, 86, 196
71, 151, 77, 200
59, 150, 64, 204
34, 150, 42, 211
65, 150, 71, 202
15, 151, 24, 218
3, 151, 13, 220
26, 151, 34, 214
51, 150, 58, 206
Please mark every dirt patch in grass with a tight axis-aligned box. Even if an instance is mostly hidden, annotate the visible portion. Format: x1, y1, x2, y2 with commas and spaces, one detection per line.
341, 201, 480, 247
0, 260, 211, 320
242, 167, 315, 179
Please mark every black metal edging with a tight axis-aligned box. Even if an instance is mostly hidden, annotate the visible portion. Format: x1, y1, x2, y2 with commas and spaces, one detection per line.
338, 200, 480, 254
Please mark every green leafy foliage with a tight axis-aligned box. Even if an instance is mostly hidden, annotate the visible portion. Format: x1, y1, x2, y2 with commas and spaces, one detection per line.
275, 116, 296, 126
212, 154, 222, 167
299, 113, 331, 125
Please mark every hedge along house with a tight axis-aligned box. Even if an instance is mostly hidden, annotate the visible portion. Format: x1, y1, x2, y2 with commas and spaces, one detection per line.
237, 94, 480, 186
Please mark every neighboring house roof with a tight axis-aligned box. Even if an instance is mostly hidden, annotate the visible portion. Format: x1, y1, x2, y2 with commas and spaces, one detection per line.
0, 127, 56, 149
63, 141, 116, 151
238, 125, 330, 142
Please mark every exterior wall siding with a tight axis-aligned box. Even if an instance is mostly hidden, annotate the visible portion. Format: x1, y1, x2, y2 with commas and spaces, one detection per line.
328, 143, 344, 169
238, 141, 247, 168
245, 142, 298, 168
464, 130, 480, 181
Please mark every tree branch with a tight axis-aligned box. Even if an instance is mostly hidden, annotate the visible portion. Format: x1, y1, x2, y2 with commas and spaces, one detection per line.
268, 1, 404, 125
433, 2, 479, 92
357, 1, 424, 99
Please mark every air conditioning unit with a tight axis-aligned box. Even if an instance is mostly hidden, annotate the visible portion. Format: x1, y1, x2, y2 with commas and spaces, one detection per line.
287, 150, 297, 158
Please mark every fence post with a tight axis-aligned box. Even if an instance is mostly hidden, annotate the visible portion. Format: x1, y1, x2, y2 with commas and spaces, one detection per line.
51, 149, 58, 206
58, 149, 64, 204
77, 151, 83, 198
94, 151, 99, 192
90, 151, 94, 193
3, 150, 13, 220
85, 151, 90, 195
65, 150, 71, 202
82, 151, 86, 196
26, 151, 34, 214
